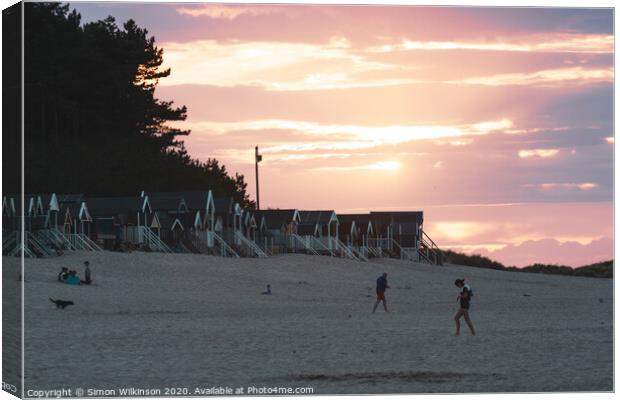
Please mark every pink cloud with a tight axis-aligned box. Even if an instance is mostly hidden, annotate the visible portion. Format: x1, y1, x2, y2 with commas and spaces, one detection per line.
176, 4, 283, 20
468, 237, 613, 267
518, 149, 560, 158
522, 183, 599, 191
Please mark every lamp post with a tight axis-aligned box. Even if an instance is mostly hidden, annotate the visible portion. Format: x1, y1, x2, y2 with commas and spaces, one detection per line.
255, 146, 262, 210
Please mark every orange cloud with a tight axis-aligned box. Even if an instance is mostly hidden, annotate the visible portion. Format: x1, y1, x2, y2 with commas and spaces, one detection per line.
431, 221, 495, 241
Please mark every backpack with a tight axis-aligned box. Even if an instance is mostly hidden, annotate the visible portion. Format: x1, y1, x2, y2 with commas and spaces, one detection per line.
464, 284, 473, 298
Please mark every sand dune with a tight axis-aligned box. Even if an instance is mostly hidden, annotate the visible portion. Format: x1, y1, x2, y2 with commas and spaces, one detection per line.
2, 251, 613, 394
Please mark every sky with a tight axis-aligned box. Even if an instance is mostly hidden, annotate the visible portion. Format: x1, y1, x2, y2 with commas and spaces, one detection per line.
72, 1, 614, 267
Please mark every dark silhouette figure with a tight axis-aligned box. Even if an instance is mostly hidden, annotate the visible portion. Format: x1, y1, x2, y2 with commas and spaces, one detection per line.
454, 279, 475, 336
261, 284, 272, 295
373, 273, 390, 313
81, 261, 92, 285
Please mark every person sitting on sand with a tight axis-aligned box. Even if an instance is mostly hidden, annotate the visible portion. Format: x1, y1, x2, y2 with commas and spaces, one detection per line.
81, 261, 92, 285
454, 278, 475, 336
65, 270, 81, 285
261, 284, 272, 295
58, 267, 69, 282
372, 272, 390, 313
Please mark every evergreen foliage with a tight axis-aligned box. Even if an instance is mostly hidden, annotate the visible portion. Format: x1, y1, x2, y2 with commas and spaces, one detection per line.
5, 3, 254, 207
442, 249, 612, 278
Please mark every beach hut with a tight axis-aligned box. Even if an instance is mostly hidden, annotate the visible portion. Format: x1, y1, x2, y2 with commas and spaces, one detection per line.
40, 193, 60, 230
337, 219, 357, 246
213, 197, 235, 233
369, 211, 428, 260
148, 190, 215, 231
233, 203, 244, 239
85, 196, 145, 246
155, 212, 185, 247
256, 213, 267, 236
252, 212, 270, 251
242, 210, 258, 241
26, 195, 44, 217
141, 192, 195, 249
299, 210, 339, 250
297, 223, 319, 238
336, 214, 378, 257
253, 209, 300, 253
338, 214, 375, 245
2, 195, 17, 231
57, 194, 92, 236
145, 190, 216, 249
370, 211, 422, 246
255, 209, 300, 235
20, 194, 46, 231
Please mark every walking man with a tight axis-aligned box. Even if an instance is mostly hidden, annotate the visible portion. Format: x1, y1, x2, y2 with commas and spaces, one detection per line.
372, 272, 390, 313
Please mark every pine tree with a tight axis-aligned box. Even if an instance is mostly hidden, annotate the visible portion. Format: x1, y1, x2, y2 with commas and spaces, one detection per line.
15, 2, 255, 208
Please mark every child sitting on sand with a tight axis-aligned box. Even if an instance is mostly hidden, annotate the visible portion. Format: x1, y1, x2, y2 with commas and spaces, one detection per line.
58, 267, 69, 282
65, 270, 81, 285
261, 284, 272, 295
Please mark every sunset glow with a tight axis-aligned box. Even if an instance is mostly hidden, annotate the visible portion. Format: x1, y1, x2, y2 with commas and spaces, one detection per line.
518, 149, 560, 158
75, 3, 614, 267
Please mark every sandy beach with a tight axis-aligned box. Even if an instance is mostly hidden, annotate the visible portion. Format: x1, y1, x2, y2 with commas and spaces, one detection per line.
2, 251, 613, 395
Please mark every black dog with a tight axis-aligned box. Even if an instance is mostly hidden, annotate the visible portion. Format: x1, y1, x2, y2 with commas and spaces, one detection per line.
49, 298, 74, 309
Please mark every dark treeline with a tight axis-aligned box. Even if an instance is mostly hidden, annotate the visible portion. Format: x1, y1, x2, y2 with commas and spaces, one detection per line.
442, 250, 613, 278
3, 3, 254, 207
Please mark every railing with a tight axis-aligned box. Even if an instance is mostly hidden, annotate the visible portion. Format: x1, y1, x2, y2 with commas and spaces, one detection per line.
290, 234, 320, 255
365, 245, 382, 257
350, 246, 369, 261
4, 228, 114, 257
15, 243, 36, 258
235, 231, 268, 258
81, 233, 103, 250
333, 238, 360, 261
256, 238, 273, 256
420, 230, 442, 265
401, 247, 422, 262
368, 237, 393, 252
37, 229, 69, 251
309, 236, 336, 256
212, 231, 239, 258
26, 232, 56, 257
188, 231, 212, 254
33, 230, 69, 255
63, 233, 102, 251
3, 231, 18, 254
139, 226, 173, 253
7, 232, 36, 258
48, 229, 77, 250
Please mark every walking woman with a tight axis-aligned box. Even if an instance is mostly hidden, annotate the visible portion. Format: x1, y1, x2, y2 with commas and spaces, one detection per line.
454, 279, 475, 335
